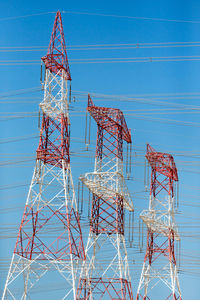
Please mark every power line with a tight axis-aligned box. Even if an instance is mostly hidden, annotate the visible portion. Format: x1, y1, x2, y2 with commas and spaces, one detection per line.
2, 41, 200, 51
62, 10, 200, 24
0, 11, 55, 22
2, 55, 200, 65
1, 10, 200, 24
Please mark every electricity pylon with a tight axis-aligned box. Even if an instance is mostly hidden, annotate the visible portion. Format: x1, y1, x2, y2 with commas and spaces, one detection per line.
3, 11, 85, 300
136, 144, 182, 300
76, 95, 134, 299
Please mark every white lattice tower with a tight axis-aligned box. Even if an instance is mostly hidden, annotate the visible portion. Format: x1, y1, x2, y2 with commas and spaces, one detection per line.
76, 95, 134, 300
2, 11, 85, 300
136, 144, 182, 300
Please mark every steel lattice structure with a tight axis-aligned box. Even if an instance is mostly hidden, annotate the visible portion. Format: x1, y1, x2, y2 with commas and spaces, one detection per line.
136, 144, 182, 300
76, 95, 134, 300
3, 11, 85, 300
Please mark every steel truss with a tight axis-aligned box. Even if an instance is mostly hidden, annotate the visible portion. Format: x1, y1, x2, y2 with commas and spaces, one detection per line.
76, 95, 134, 300
3, 11, 85, 300
136, 144, 182, 300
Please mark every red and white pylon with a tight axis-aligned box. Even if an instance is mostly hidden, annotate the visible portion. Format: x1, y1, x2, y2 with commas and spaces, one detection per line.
3, 11, 85, 300
136, 144, 182, 300
76, 95, 134, 299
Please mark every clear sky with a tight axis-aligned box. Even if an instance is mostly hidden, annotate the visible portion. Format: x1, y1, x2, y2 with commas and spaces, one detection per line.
1, 0, 200, 298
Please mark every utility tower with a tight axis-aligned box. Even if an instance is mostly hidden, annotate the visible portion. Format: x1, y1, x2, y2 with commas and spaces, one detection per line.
3, 11, 85, 300
76, 95, 134, 299
136, 144, 181, 300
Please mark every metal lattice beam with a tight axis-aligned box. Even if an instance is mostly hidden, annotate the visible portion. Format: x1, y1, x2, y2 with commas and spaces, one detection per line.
77, 95, 133, 300
136, 144, 182, 300
3, 11, 84, 300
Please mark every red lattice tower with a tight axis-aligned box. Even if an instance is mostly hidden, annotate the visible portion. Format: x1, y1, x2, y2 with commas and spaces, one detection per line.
3, 11, 85, 300
76, 95, 134, 299
136, 144, 182, 300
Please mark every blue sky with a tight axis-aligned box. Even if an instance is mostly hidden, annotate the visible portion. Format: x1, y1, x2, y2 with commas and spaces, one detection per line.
1, 0, 200, 298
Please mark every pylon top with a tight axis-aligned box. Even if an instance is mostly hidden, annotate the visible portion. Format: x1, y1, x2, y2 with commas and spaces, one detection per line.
87, 94, 132, 144
146, 144, 178, 181
42, 11, 71, 80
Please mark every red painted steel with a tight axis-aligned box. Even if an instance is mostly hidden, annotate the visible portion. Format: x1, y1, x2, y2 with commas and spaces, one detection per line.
37, 112, 70, 168
77, 278, 133, 300
14, 204, 85, 261
146, 144, 178, 183
136, 144, 181, 300
88, 94, 131, 144
90, 194, 124, 235
77, 95, 133, 299
14, 12, 84, 262
14, 9, 84, 267
3, 11, 83, 299
42, 11, 71, 80
89, 94, 131, 236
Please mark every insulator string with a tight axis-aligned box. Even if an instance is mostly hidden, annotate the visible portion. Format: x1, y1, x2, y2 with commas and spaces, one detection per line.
126, 143, 129, 177
44, 65, 46, 82
128, 211, 134, 247
174, 182, 176, 209
177, 181, 179, 210
144, 158, 147, 190
128, 211, 131, 244
88, 114, 91, 146
139, 219, 141, 251
85, 110, 88, 150
88, 190, 91, 220
81, 181, 84, 215
141, 221, 144, 249
38, 109, 40, 130
129, 142, 132, 178
179, 239, 181, 270
40, 61, 43, 84
69, 83, 72, 103
132, 210, 134, 243
77, 181, 80, 213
